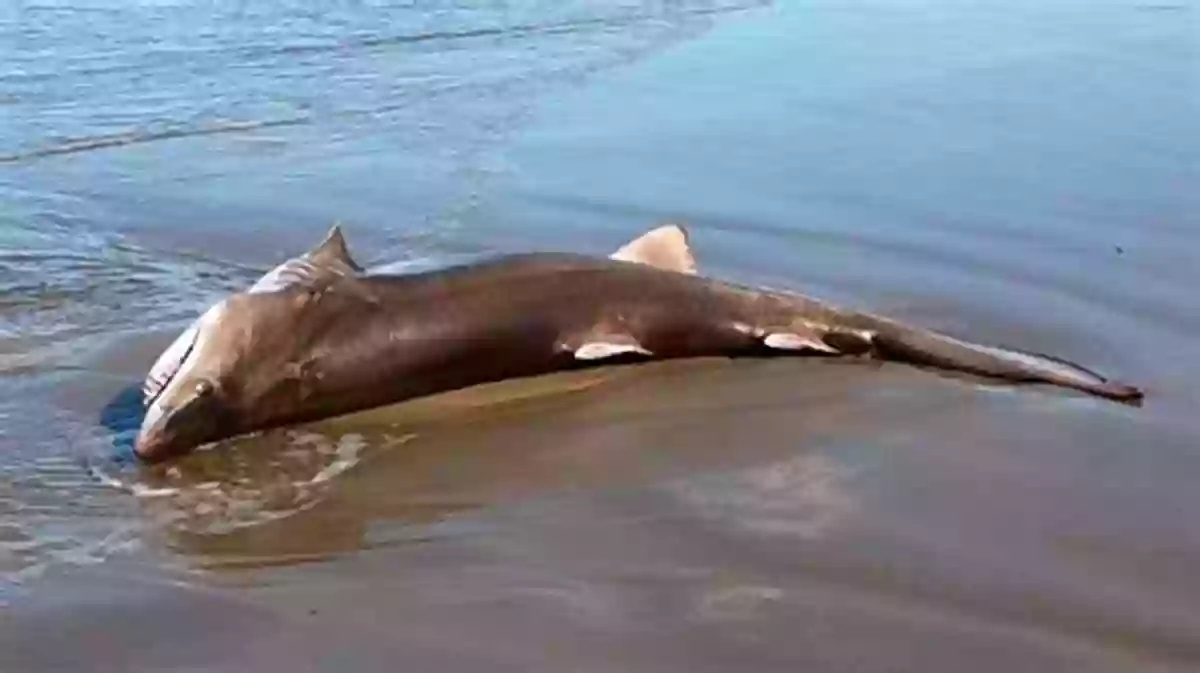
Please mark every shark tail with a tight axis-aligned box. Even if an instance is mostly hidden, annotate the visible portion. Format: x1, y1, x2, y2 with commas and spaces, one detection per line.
850, 317, 1144, 402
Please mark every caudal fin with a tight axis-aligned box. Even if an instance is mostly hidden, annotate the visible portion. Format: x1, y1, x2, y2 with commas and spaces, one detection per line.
864, 321, 1144, 403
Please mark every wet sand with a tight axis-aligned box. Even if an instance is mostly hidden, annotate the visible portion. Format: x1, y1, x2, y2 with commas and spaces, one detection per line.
2, 1, 1199, 671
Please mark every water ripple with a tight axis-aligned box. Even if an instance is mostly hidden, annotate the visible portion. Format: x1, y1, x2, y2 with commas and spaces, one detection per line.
1, 1, 767, 162
0, 117, 311, 163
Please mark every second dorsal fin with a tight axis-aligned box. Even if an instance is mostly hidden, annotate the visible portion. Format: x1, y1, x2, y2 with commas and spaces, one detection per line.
610, 224, 697, 275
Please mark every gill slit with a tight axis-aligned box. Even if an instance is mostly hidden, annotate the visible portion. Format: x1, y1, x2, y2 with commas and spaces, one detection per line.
146, 339, 197, 408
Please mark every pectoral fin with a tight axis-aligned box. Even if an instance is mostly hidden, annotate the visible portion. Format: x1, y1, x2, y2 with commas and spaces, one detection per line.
763, 332, 839, 353
562, 332, 652, 360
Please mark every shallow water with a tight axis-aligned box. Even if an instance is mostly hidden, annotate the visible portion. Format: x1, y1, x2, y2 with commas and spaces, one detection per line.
2, 0, 1198, 671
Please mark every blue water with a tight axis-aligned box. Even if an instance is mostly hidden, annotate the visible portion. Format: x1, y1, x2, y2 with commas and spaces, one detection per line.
1, 1, 1198, 671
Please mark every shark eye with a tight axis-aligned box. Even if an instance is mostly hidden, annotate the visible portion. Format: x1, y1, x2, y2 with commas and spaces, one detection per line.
194, 380, 215, 397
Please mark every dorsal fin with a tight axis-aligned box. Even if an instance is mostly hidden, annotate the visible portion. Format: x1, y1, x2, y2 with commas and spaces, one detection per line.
249, 223, 364, 294
307, 223, 364, 272
610, 224, 697, 275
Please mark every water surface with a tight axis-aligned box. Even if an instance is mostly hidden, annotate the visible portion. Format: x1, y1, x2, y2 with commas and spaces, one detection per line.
1, 1, 1198, 671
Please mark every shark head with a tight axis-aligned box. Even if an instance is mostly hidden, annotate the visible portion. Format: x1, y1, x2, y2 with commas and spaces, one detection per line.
135, 224, 363, 461
134, 280, 362, 462
135, 298, 246, 461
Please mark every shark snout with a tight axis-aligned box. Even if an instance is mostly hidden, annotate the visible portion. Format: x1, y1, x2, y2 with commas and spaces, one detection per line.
133, 423, 172, 462
134, 402, 187, 462
135, 386, 224, 462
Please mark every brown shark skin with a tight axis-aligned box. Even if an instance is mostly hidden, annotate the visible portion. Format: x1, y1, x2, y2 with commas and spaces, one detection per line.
133, 250, 1143, 462
135, 253, 788, 461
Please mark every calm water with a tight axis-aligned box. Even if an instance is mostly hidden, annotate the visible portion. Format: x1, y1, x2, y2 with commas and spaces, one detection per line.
2, 1, 1198, 671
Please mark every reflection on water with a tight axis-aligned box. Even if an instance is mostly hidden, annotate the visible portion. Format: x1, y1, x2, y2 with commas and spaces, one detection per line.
130, 359, 868, 572
666, 452, 856, 540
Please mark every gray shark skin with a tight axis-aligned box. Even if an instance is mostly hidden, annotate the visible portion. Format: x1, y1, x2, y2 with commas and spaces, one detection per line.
135, 224, 1143, 462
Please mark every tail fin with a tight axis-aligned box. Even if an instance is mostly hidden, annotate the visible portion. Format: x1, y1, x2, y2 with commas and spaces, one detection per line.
861, 319, 1144, 402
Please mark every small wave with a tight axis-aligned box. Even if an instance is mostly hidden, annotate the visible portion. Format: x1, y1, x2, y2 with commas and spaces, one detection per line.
0, 116, 310, 164
0, 427, 143, 594
8, 2, 768, 80
281, 3, 769, 57
0, 232, 266, 383
2, 413, 403, 589
1, 1, 769, 165
86, 428, 410, 536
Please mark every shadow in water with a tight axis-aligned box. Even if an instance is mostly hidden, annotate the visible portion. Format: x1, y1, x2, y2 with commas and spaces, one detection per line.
96, 383, 145, 466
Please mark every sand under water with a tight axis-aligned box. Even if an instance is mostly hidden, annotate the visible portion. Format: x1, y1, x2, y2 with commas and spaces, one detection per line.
1, 1, 1198, 671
